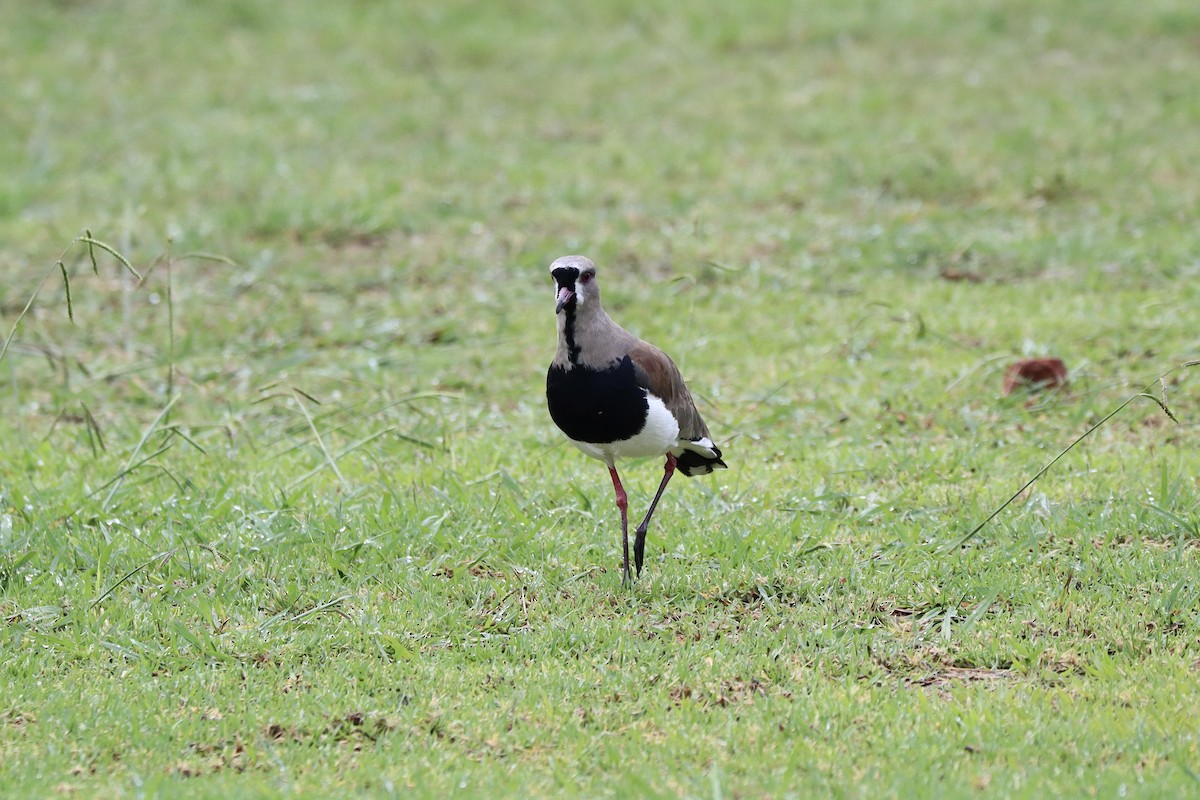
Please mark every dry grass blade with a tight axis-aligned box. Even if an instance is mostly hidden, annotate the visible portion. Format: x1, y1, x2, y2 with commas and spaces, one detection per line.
290, 386, 349, 491
954, 360, 1200, 548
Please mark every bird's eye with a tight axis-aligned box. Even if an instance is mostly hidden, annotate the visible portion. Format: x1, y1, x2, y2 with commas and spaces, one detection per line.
580, 272, 593, 284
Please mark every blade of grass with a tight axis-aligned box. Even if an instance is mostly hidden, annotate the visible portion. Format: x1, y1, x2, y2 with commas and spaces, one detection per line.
290, 387, 350, 491
58, 261, 73, 322
80, 401, 106, 456
286, 426, 398, 490
102, 395, 181, 509
88, 549, 175, 611
953, 360, 1200, 549
1, 234, 138, 365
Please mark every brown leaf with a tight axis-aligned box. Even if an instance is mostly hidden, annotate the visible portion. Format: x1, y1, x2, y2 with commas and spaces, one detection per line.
1003, 358, 1068, 395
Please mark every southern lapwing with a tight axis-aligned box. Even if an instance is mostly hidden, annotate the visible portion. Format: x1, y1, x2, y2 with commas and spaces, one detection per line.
545, 255, 726, 584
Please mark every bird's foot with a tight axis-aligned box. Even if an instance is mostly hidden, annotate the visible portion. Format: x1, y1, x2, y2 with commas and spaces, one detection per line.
633, 526, 647, 577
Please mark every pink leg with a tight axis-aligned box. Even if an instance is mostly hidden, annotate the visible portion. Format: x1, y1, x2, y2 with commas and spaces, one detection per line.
634, 454, 676, 576
608, 465, 632, 585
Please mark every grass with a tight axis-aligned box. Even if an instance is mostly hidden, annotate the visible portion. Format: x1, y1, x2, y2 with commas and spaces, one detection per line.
2, 0, 1200, 796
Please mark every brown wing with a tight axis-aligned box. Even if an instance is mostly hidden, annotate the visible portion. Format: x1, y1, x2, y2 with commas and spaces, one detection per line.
627, 340, 711, 441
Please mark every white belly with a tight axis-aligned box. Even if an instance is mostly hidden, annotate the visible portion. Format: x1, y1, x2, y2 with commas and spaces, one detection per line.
570, 393, 680, 464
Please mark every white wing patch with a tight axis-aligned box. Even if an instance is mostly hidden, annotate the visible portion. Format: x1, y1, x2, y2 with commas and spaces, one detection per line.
677, 436, 720, 460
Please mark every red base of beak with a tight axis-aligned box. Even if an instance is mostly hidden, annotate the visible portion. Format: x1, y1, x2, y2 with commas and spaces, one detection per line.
555, 287, 575, 313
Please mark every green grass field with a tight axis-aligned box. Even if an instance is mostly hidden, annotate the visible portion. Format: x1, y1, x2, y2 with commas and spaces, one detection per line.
3, 0, 1200, 796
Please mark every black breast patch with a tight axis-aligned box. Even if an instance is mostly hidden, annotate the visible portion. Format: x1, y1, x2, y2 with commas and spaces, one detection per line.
546, 357, 649, 444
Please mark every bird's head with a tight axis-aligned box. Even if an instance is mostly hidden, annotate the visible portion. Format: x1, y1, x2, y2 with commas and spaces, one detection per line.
549, 255, 599, 314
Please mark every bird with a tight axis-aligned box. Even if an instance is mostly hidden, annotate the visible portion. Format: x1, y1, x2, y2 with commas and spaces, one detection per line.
544, 255, 726, 584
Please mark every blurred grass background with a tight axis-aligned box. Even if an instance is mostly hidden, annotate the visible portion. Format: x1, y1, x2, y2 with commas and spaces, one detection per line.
2, 1, 1200, 797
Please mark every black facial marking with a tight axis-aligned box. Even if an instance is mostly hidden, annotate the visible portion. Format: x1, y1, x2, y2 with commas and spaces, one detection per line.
553, 266, 581, 359
546, 356, 649, 444
562, 305, 580, 363
551, 266, 580, 288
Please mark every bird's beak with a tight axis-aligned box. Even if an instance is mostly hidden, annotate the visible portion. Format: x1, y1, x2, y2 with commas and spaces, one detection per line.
555, 286, 575, 314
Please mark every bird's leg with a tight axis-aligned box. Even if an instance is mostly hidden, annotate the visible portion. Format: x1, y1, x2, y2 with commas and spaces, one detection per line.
633, 454, 676, 576
608, 465, 632, 586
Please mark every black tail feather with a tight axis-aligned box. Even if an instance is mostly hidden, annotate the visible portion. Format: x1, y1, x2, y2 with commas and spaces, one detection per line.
676, 444, 726, 477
